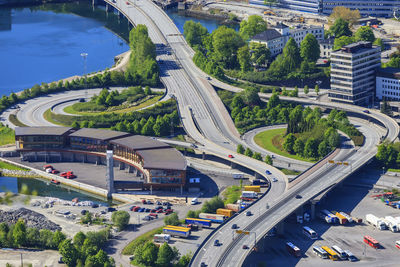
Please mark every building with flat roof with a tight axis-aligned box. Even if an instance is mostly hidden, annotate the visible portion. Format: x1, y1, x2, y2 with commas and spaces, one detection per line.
329, 41, 381, 105
376, 67, 400, 101
319, 36, 335, 58
15, 127, 187, 190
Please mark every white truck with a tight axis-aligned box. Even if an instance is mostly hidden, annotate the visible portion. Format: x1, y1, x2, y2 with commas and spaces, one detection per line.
154, 234, 170, 243
241, 191, 258, 199
339, 212, 353, 223
366, 214, 387, 230
384, 216, 399, 232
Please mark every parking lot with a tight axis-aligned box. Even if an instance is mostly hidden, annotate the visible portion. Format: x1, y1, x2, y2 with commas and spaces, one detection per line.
245, 181, 400, 267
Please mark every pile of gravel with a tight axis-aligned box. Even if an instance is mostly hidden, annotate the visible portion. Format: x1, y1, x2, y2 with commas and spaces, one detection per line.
0, 208, 61, 231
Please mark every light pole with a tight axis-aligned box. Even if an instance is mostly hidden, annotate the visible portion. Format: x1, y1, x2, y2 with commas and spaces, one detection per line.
80, 52, 88, 100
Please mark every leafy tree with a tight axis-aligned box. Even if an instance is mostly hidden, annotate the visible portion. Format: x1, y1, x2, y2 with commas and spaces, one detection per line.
244, 148, 253, 157
267, 93, 280, 109
300, 33, 320, 62
73, 232, 86, 247
238, 45, 251, 72
144, 86, 152, 95
283, 133, 296, 153
176, 252, 192, 267
241, 88, 260, 106
237, 144, 245, 154
355, 26, 375, 42
252, 152, 262, 161
384, 57, 400, 68
249, 42, 271, 66
381, 99, 393, 116
264, 155, 273, 165
59, 239, 79, 266
304, 138, 318, 158
201, 196, 224, 213
164, 212, 180, 226
314, 84, 320, 95
329, 6, 360, 26
329, 18, 352, 38
373, 38, 384, 51
156, 242, 178, 267
293, 139, 304, 156
141, 242, 159, 266
53, 230, 66, 249
282, 38, 301, 72
239, 15, 267, 40
71, 121, 80, 129
212, 26, 244, 68
111, 211, 130, 231
318, 141, 330, 157
12, 219, 26, 247
183, 20, 209, 47
333, 35, 355, 50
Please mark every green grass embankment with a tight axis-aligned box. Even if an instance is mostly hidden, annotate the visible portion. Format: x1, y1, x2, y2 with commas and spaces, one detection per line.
122, 227, 163, 255
8, 114, 27, 127
0, 125, 15, 146
0, 161, 29, 171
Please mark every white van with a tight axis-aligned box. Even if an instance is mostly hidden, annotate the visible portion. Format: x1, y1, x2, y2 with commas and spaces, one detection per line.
191, 198, 198, 205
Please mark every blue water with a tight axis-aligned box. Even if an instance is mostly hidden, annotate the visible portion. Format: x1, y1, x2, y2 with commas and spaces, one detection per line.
0, 176, 113, 205
165, 9, 239, 34
0, 4, 129, 95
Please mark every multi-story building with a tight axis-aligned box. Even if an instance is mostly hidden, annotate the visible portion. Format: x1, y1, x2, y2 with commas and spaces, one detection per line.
319, 36, 335, 58
249, 0, 321, 13
250, 23, 324, 57
376, 67, 400, 101
329, 41, 381, 105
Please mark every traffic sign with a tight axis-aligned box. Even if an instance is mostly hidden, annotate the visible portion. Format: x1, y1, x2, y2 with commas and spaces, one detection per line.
236, 230, 249, 235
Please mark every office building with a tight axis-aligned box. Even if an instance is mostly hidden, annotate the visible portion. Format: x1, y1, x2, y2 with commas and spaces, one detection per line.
329, 41, 381, 105
376, 67, 400, 101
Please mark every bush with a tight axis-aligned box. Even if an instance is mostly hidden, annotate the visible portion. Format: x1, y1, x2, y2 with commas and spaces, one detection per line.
164, 212, 180, 226
111, 211, 130, 231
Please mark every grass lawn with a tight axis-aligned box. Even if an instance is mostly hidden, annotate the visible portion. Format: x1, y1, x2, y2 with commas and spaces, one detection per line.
63, 95, 162, 116
122, 226, 163, 255
43, 109, 69, 126
254, 128, 316, 163
388, 168, 400, 173
279, 168, 301, 176
0, 126, 15, 146
0, 161, 28, 171
8, 114, 27, 127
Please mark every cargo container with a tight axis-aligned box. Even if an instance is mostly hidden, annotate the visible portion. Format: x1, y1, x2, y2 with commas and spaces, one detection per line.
226, 203, 240, 212
185, 218, 212, 227
365, 214, 386, 230
154, 234, 170, 243
339, 212, 353, 223
163, 226, 191, 238
199, 213, 226, 223
216, 208, 234, 217
335, 212, 348, 225
244, 185, 261, 193
241, 191, 258, 199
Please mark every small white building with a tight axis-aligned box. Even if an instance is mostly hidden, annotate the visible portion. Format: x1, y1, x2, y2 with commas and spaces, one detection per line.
319, 36, 335, 58
376, 67, 400, 101
250, 22, 324, 57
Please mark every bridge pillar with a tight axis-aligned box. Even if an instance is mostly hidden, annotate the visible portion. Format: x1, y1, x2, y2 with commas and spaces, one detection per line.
202, 152, 206, 160
129, 165, 134, 173
92, 0, 99, 7
34, 152, 38, 161
106, 150, 114, 199
184, 148, 187, 156
72, 153, 76, 162
119, 162, 125, 170
83, 154, 87, 163
230, 161, 236, 168
96, 156, 102, 165
254, 172, 261, 179
276, 221, 285, 235
105, 3, 114, 13
310, 200, 317, 220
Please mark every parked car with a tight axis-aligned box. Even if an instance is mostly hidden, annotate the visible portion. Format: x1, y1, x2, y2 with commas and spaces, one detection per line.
150, 209, 157, 213
43, 165, 53, 170
231, 224, 238, 229
130, 206, 137, 211
51, 169, 59, 174
133, 207, 140, 212
142, 199, 147, 204
146, 201, 153, 205
156, 206, 163, 210
81, 210, 88, 215
156, 201, 162, 205
145, 208, 151, 212
143, 216, 152, 221
139, 208, 145, 212
149, 213, 158, 218
92, 203, 99, 208
156, 209, 163, 213
107, 207, 116, 212
246, 211, 252, 216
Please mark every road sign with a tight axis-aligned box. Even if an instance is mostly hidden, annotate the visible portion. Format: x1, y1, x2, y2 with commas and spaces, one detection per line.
343, 162, 349, 166
336, 162, 342, 165
236, 230, 249, 235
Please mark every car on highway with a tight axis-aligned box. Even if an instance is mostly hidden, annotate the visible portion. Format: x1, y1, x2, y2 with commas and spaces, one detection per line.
231, 224, 238, 229
295, 194, 302, 199
272, 177, 278, 182
126, 1, 130, 5
363, 110, 370, 114
228, 154, 234, 158
242, 245, 249, 249
265, 170, 272, 175
214, 240, 220, 246
246, 211, 252, 216
191, 144, 198, 148
206, 76, 211, 80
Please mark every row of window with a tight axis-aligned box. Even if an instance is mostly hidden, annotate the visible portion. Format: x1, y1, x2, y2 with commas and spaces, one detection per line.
380, 79, 400, 85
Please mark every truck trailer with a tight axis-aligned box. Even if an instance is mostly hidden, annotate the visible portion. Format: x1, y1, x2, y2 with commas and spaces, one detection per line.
241, 191, 258, 199
163, 226, 191, 238
319, 210, 338, 224
217, 208, 234, 217
365, 214, 386, 230
185, 218, 212, 227
335, 212, 348, 225
199, 213, 226, 223
244, 185, 261, 193
383, 216, 398, 232
339, 212, 353, 223
154, 234, 170, 243
226, 203, 240, 212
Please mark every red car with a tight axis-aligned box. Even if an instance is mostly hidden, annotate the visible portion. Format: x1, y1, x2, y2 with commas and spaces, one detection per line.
141, 199, 147, 204
51, 169, 59, 174
149, 213, 158, 218
156, 209, 163, 213
43, 165, 53, 170
228, 154, 234, 158
126, 1, 130, 4
150, 209, 157, 213
130, 206, 137, 211
133, 206, 141, 212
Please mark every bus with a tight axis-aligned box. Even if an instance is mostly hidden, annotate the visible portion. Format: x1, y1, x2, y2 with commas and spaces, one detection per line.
395, 240, 400, 249
312, 246, 328, 259
185, 218, 212, 227
332, 245, 347, 260
303, 226, 318, 240
364, 235, 379, 249
286, 242, 301, 257
321, 246, 339, 261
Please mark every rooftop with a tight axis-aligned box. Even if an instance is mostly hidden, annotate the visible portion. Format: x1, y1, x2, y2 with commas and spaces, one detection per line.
110, 135, 170, 150
332, 41, 379, 55
319, 36, 335, 45
15, 127, 72, 136
69, 128, 130, 141
251, 29, 282, 42
137, 148, 187, 171
275, 22, 289, 29
377, 67, 400, 79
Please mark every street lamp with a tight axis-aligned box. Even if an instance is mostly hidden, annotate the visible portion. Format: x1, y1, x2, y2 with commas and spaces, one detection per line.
80, 52, 88, 100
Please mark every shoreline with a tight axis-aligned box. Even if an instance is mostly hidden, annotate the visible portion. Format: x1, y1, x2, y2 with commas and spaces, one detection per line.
0, 0, 77, 7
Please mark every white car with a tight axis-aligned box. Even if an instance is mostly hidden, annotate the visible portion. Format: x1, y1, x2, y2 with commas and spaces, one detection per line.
272, 177, 278, 182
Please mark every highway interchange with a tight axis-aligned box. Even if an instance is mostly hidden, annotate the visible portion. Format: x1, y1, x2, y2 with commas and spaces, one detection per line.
1, 0, 399, 266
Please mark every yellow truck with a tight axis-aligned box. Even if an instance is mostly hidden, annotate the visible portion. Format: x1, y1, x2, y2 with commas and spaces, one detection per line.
217, 208, 234, 217
244, 185, 261, 193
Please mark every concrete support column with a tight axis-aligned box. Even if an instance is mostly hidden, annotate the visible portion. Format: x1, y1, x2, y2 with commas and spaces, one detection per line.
83, 154, 87, 163
202, 152, 206, 160
106, 150, 114, 199
129, 165, 134, 173
254, 172, 261, 179
276, 221, 285, 235
119, 162, 125, 170
96, 156, 102, 165
184, 148, 187, 156
34, 152, 37, 161
230, 161, 236, 169
72, 153, 76, 162
180, 185, 183, 195
150, 185, 153, 195
310, 201, 316, 220
296, 206, 304, 216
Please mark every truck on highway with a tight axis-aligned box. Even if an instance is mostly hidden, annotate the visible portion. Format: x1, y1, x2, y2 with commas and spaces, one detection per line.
199, 213, 226, 223
185, 218, 212, 227
244, 185, 261, 193
385, 216, 399, 232
226, 203, 240, 212
335, 212, 348, 225
217, 208, 234, 217
163, 226, 191, 238
154, 234, 170, 243
241, 191, 258, 199
252, 179, 268, 187
365, 214, 387, 230
319, 210, 338, 224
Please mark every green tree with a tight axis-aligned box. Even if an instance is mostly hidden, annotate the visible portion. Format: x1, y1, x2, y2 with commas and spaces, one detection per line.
318, 141, 330, 158
176, 252, 192, 267
381, 99, 393, 116
333, 35, 355, 50
314, 84, 320, 95
71, 121, 80, 129
59, 239, 79, 266
164, 212, 180, 226
244, 148, 253, 157
241, 88, 260, 106
111, 211, 130, 231
237, 144, 245, 154
156, 242, 178, 267
183, 20, 209, 47
144, 86, 152, 95
304, 138, 318, 158
373, 38, 384, 51
252, 152, 262, 161
303, 85, 309, 95
12, 219, 26, 247
73, 232, 86, 247
355, 26, 375, 42
282, 38, 301, 72
53, 230, 66, 249
249, 42, 271, 66
283, 133, 296, 153
264, 155, 273, 165
141, 242, 159, 266
300, 33, 320, 62
237, 45, 251, 72
201, 196, 225, 213
384, 57, 400, 68
239, 15, 267, 40
212, 26, 245, 68
329, 18, 352, 38
267, 93, 280, 109
293, 139, 304, 156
